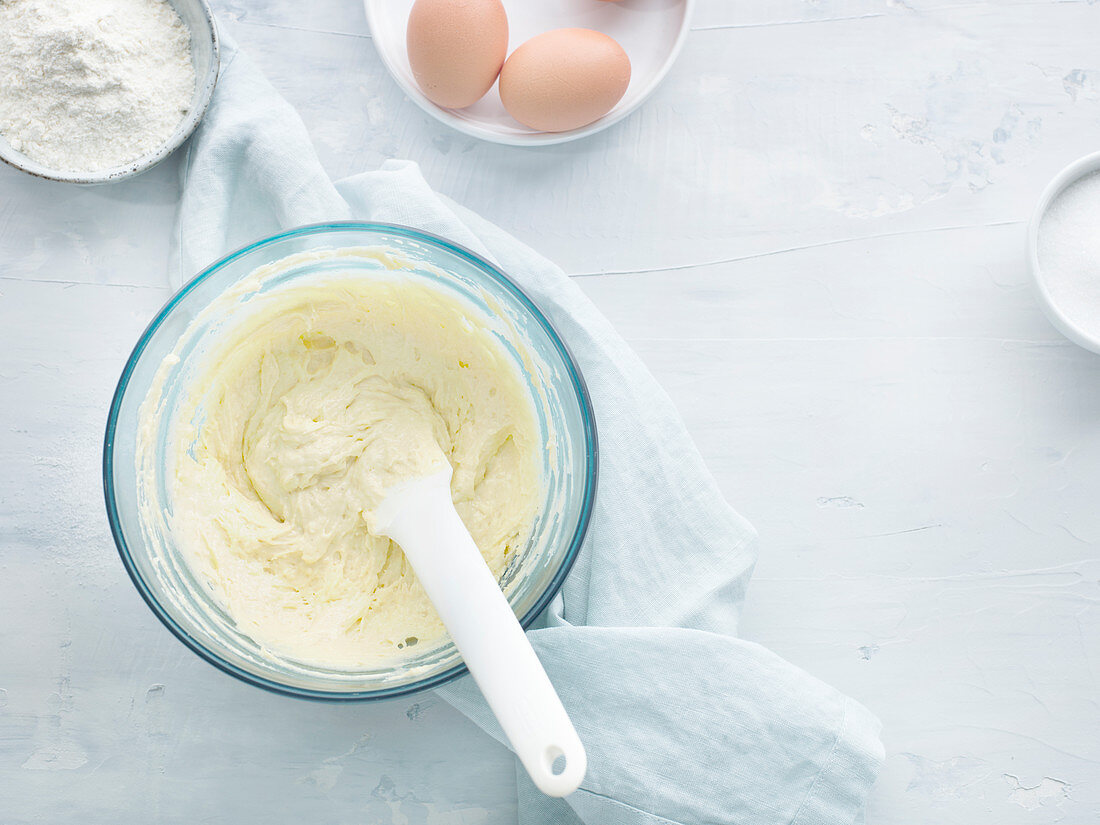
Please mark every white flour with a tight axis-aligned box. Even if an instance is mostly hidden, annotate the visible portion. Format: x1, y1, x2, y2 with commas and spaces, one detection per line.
0, 0, 195, 173
1037, 171, 1100, 337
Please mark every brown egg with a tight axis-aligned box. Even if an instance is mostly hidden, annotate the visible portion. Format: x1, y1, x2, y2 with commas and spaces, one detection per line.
406, 0, 508, 109
499, 29, 631, 133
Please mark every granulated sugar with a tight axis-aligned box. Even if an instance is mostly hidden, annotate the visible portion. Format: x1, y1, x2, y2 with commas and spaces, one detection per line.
0, 0, 195, 173
1037, 170, 1100, 337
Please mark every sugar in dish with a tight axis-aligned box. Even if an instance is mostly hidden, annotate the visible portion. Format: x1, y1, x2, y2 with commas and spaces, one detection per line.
1033, 153, 1100, 354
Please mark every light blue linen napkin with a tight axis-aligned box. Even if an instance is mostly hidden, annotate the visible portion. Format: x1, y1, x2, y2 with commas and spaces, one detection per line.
173, 35, 884, 825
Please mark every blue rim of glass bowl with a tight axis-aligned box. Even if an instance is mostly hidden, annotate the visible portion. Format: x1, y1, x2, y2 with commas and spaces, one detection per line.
103, 221, 598, 702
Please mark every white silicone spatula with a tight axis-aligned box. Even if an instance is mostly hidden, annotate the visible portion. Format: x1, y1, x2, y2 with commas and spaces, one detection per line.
370, 465, 587, 797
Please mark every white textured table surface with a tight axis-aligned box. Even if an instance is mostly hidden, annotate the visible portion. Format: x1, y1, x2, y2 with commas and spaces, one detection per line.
3, 1, 1099, 822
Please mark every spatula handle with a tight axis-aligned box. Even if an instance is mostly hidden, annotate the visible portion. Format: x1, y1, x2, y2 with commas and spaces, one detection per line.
378, 472, 587, 797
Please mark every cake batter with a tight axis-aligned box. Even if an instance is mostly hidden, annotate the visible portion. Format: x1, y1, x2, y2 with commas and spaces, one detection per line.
160, 271, 541, 668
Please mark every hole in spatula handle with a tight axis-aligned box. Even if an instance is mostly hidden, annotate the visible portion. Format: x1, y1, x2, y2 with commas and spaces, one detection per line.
547, 745, 567, 776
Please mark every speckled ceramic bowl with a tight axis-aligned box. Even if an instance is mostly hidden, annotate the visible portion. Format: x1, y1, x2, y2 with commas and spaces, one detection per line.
104, 223, 598, 700
0, 0, 219, 185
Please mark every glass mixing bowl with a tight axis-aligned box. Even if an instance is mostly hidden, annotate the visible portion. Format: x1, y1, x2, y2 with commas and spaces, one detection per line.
104, 223, 597, 700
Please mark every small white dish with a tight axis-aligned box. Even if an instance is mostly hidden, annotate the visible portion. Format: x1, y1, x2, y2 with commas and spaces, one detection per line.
1028, 150, 1100, 354
365, 0, 693, 146
0, 0, 219, 185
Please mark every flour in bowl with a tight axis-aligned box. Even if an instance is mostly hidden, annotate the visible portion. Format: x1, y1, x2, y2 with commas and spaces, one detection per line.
0, 0, 195, 173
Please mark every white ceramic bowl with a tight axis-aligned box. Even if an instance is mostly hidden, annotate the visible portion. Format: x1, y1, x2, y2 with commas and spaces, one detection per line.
0, 0, 219, 185
1028, 150, 1100, 355
365, 0, 694, 146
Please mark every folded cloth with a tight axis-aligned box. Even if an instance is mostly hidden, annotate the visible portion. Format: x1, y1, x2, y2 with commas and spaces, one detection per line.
173, 33, 884, 825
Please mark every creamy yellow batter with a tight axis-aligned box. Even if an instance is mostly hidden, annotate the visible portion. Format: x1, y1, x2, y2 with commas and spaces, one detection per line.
162, 271, 541, 668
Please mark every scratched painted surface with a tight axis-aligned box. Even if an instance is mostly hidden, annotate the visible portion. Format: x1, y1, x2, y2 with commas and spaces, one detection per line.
1, 1, 1098, 822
